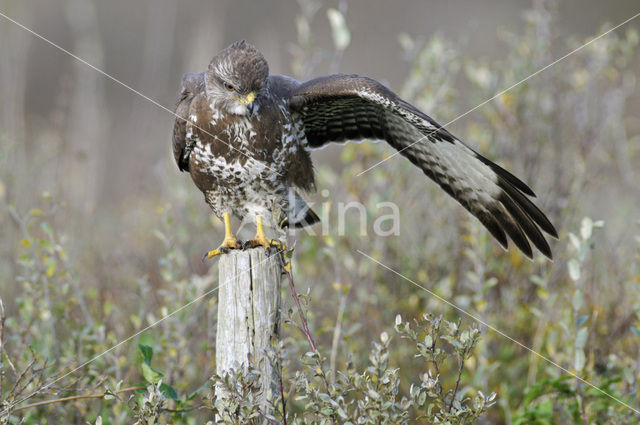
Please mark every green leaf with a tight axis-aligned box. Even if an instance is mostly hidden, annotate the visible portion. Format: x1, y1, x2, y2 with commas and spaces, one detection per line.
43, 257, 56, 278
574, 349, 586, 372
568, 259, 581, 281
530, 274, 547, 287
572, 289, 583, 311
40, 221, 53, 236
138, 344, 153, 365
159, 383, 178, 401
576, 315, 589, 328
141, 362, 164, 384
575, 327, 588, 350
568, 232, 581, 250
522, 376, 573, 406
424, 334, 433, 349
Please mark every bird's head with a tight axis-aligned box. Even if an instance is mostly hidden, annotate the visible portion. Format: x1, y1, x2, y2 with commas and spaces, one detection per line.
205, 40, 268, 117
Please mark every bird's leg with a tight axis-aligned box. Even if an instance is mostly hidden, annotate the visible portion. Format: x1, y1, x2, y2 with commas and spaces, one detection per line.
243, 216, 285, 253
203, 212, 242, 259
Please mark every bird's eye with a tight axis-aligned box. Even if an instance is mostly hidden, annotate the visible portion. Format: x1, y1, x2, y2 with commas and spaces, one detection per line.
224, 82, 235, 91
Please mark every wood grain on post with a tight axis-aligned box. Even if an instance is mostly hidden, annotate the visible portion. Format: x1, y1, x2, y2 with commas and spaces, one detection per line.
215, 248, 282, 411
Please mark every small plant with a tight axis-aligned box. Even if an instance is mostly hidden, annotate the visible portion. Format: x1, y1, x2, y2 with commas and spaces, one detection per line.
395, 314, 496, 423
204, 313, 493, 424
513, 218, 639, 424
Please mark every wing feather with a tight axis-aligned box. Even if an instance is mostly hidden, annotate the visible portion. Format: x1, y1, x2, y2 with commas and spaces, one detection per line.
172, 72, 205, 172
288, 74, 557, 259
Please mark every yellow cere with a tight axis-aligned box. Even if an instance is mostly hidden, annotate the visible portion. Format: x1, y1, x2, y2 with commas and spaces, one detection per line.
232, 91, 255, 104
243, 91, 255, 104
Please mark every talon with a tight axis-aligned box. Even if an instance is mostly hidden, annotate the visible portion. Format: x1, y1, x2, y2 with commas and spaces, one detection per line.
243, 216, 285, 253
203, 212, 241, 260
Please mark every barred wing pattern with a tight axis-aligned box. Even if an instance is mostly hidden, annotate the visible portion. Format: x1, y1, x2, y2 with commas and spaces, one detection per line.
288, 74, 557, 259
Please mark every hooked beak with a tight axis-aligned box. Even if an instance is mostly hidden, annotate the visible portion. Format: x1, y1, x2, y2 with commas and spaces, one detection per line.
232, 91, 256, 116
241, 91, 255, 105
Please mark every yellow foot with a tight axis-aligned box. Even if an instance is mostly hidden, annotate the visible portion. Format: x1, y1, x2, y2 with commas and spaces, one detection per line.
242, 215, 285, 253
203, 236, 243, 260
203, 212, 242, 260
242, 236, 285, 251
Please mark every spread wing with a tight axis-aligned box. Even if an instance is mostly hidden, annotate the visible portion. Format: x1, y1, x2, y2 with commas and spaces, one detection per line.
173, 72, 205, 172
288, 74, 558, 259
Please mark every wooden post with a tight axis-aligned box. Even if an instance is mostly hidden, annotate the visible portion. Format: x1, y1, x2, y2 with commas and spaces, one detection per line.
215, 248, 282, 413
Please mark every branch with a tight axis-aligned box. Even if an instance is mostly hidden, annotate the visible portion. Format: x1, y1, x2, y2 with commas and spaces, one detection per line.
0, 297, 5, 393
278, 253, 318, 353
278, 367, 287, 425
329, 286, 348, 383
14, 386, 146, 411
278, 252, 331, 396
448, 347, 467, 413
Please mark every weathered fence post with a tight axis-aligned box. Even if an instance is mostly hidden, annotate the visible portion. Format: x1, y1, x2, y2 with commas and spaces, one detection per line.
215, 248, 282, 415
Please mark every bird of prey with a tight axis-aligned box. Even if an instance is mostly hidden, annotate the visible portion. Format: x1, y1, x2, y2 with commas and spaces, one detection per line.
173, 40, 557, 259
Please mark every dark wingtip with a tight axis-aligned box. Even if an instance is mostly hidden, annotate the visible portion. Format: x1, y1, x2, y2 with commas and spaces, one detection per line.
498, 192, 553, 259
547, 222, 559, 240
475, 154, 536, 197
490, 201, 534, 259
496, 180, 557, 239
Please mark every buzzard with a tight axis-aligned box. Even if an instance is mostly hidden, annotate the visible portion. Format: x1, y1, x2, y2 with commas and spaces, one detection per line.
173, 41, 557, 259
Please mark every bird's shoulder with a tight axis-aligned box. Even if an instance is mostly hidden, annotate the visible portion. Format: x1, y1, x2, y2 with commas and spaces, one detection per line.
288, 74, 396, 108
266, 74, 302, 101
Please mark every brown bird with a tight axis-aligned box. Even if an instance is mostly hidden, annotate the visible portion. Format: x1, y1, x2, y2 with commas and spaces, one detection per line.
172, 40, 557, 259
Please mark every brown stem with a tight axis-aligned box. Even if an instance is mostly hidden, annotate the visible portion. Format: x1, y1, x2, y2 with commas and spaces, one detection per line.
10, 356, 36, 396
278, 253, 317, 353
329, 287, 348, 383
278, 366, 287, 425
0, 297, 5, 394
430, 339, 443, 399
165, 405, 199, 413
14, 386, 146, 411
278, 252, 331, 396
448, 348, 467, 413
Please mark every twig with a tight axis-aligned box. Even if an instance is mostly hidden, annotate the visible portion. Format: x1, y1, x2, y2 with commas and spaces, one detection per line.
573, 302, 588, 425
10, 356, 37, 396
0, 297, 5, 394
164, 405, 200, 413
329, 286, 348, 383
278, 366, 287, 425
14, 386, 146, 411
429, 336, 444, 400
278, 253, 317, 353
448, 347, 467, 413
8, 206, 59, 361
277, 252, 332, 395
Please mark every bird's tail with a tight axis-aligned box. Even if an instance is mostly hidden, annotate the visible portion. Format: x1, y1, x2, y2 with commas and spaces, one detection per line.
283, 191, 320, 228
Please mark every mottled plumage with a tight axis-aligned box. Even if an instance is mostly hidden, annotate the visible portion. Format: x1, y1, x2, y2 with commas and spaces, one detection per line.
173, 40, 558, 258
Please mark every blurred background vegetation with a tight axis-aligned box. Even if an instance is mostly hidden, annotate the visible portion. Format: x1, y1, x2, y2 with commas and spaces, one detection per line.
1, 0, 640, 423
